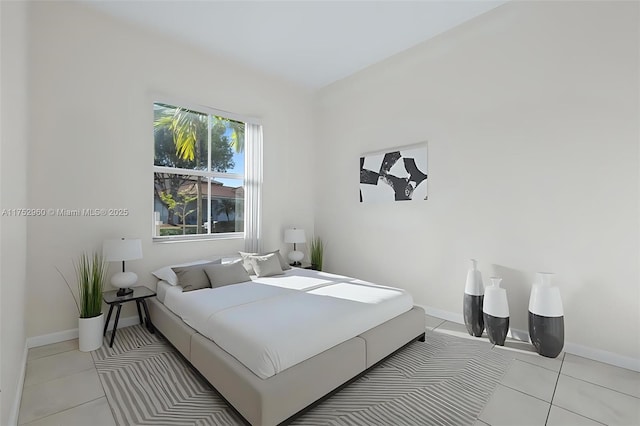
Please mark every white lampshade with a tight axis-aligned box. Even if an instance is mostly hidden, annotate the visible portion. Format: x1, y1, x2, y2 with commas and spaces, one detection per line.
284, 228, 306, 244
103, 239, 142, 262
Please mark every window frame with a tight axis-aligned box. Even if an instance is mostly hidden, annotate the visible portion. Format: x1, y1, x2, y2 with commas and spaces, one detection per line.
152, 98, 260, 243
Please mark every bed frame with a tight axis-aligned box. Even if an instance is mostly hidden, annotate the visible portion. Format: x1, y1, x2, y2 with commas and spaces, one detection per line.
148, 297, 426, 426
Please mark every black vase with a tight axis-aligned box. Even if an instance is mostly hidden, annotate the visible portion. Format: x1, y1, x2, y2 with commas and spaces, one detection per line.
464, 294, 484, 337
529, 312, 564, 358
485, 314, 509, 346
463, 259, 484, 337
528, 273, 564, 358
483, 277, 509, 346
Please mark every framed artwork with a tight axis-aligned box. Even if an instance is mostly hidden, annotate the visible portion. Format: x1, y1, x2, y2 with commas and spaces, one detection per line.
359, 142, 428, 203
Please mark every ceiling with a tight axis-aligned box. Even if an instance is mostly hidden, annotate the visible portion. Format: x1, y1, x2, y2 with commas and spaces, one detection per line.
84, 1, 506, 89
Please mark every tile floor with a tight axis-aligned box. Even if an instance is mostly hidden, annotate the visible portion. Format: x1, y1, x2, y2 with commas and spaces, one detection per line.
18, 316, 640, 425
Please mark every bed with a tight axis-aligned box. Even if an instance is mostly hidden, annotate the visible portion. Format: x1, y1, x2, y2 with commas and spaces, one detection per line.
148, 265, 426, 426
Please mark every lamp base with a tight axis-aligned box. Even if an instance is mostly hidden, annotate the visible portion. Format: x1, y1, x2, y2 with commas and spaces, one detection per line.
112, 271, 138, 288
116, 287, 134, 297
290, 261, 302, 267
288, 250, 304, 265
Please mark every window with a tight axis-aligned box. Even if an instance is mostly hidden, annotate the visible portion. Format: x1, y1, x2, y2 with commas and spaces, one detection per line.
153, 101, 261, 243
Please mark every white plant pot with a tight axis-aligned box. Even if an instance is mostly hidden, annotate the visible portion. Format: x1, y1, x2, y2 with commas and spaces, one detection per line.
79, 313, 104, 352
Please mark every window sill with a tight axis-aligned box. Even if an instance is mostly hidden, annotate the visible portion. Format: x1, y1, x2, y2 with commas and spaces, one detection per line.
153, 232, 243, 244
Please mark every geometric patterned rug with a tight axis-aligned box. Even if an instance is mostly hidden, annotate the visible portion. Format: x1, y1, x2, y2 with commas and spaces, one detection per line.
93, 325, 512, 425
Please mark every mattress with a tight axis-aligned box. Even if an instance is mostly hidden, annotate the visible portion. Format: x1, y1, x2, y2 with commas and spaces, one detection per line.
160, 268, 413, 379
155, 280, 173, 304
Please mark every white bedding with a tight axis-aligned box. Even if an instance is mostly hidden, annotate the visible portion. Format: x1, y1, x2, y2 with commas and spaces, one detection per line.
161, 268, 413, 379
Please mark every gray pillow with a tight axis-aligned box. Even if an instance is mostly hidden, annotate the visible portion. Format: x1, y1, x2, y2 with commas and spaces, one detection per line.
239, 250, 291, 274
172, 262, 215, 292
249, 253, 284, 277
203, 261, 251, 288
152, 258, 221, 286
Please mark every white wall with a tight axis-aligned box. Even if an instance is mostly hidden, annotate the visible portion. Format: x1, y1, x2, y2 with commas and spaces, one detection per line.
1, 1, 29, 423
315, 1, 639, 363
26, 1, 315, 338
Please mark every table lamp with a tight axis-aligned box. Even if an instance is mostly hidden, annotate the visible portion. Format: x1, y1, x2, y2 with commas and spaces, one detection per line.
103, 238, 143, 296
284, 228, 306, 266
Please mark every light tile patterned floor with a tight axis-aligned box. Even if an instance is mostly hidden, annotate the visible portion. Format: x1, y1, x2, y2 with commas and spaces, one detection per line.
18, 317, 640, 425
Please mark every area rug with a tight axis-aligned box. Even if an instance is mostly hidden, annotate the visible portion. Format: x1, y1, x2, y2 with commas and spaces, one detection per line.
93, 325, 512, 425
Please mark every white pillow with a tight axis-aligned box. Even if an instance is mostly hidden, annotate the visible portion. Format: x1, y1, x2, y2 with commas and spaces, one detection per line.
239, 250, 291, 275
151, 258, 221, 286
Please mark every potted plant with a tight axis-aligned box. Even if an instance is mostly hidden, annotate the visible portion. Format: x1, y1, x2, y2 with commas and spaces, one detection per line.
60, 252, 107, 352
310, 236, 325, 271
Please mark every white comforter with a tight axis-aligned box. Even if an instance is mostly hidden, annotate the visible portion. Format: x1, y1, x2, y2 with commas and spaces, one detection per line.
163, 268, 413, 379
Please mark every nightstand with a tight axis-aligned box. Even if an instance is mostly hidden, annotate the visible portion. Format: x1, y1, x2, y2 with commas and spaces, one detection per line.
103, 286, 156, 348
291, 263, 313, 270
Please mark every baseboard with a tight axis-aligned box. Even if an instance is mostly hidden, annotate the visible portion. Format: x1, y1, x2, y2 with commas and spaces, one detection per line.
421, 305, 640, 372
419, 304, 530, 343
508, 327, 530, 343
8, 343, 28, 426
26, 315, 140, 349
419, 304, 464, 324
563, 341, 640, 372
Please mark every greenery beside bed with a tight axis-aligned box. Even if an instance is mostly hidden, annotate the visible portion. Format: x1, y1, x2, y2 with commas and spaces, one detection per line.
310, 236, 325, 271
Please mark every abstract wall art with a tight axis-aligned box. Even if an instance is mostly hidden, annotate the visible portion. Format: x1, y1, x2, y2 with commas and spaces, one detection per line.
359, 142, 428, 203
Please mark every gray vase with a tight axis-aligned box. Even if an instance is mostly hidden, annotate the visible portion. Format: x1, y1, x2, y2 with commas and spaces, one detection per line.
485, 314, 509, 346
529, 312, 564, 357
483, 277, 509, 346
464, 294, 484, 337
463, 259, 484, 337
528, 273, 564, 358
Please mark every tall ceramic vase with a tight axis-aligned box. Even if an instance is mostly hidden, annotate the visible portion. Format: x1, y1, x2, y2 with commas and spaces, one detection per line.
528, 272, 564, 358
463, 259, 484, 337
483, 277, 509, 346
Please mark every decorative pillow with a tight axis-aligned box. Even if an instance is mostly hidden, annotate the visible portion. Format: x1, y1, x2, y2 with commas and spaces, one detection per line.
274, 251, 292, 270
152, 259, 221, 286
249, 253, 284, 277
203, 261, 251, 288
239, 250, 291, 275
171, 262, 216, 292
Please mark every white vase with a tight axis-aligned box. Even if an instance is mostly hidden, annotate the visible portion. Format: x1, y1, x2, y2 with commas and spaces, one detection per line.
528, 272, 564, 358
79, 313, 104, 352
483, 277, 509, 346
463, 259, 484, 337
